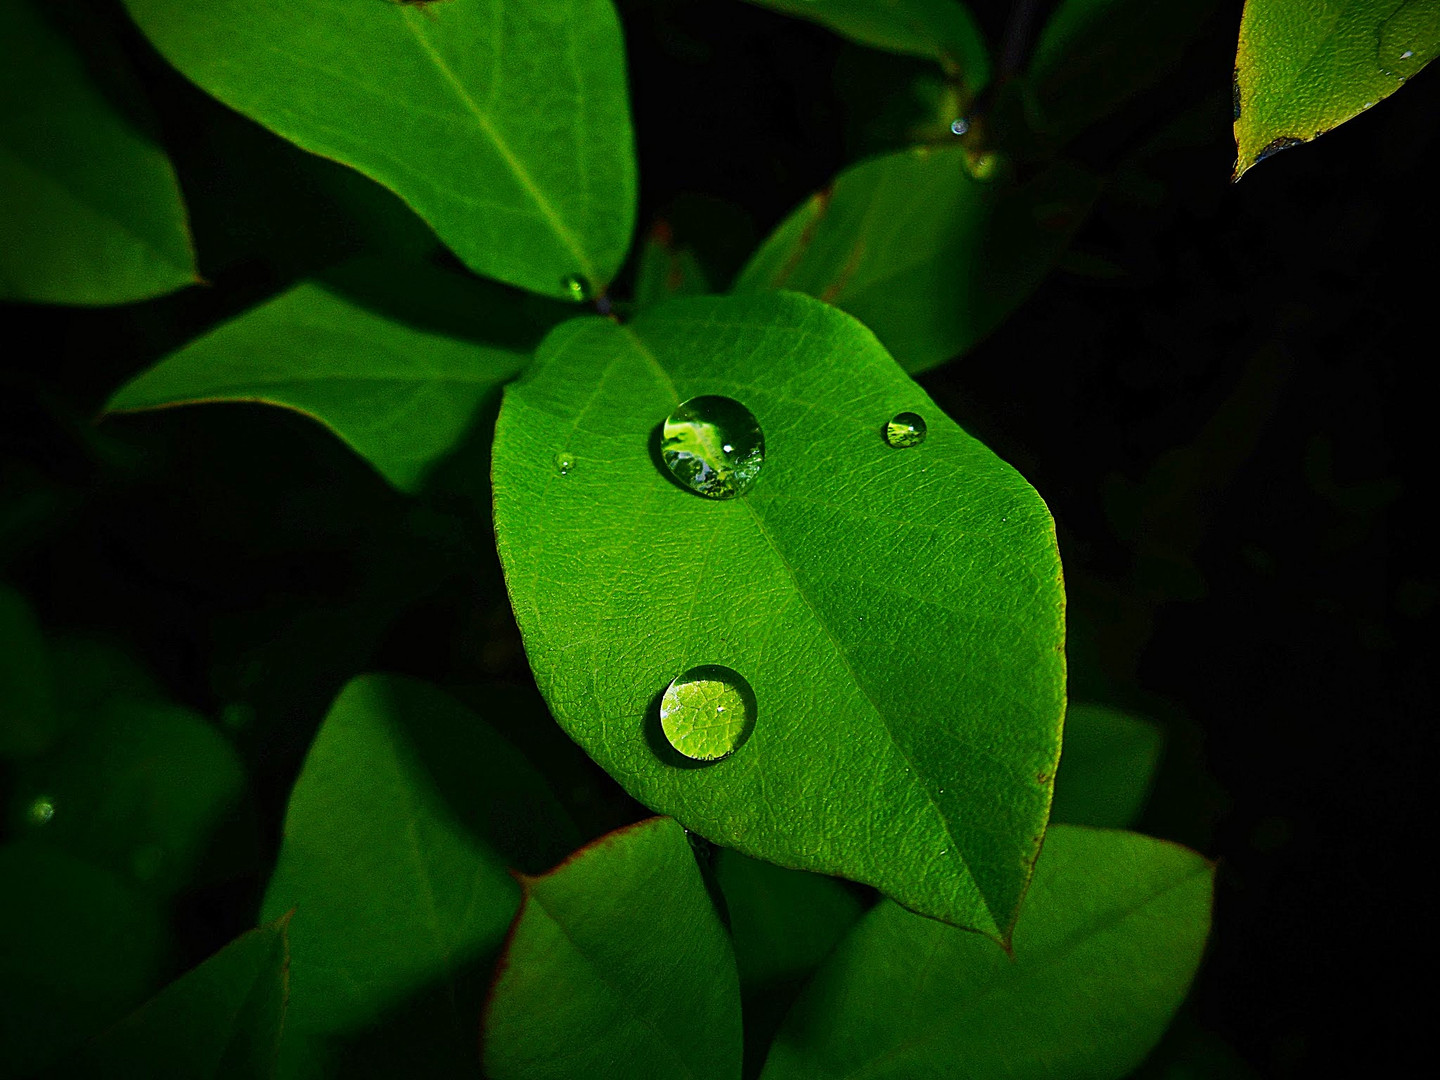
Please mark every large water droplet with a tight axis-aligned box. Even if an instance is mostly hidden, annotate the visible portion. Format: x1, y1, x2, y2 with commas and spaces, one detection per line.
883, 411, 928, 448
660, 664, 756, 762
562, 274, 593, 302
950, 117, 970, 136
26, 796, 55, 826
661, 395, 764, 499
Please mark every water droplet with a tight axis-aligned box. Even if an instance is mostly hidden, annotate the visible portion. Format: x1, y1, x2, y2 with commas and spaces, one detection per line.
950, 117, 970, 136
660, 664, 756, 762
1401, 49, 1415, 60
883, 411, 928, 448
561, 274, 593, 302
661, 395, 764, 499
555, 452, 575, 476
26, 796, 55, 826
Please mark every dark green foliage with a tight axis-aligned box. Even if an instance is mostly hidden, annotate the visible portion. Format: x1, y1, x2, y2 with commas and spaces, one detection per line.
12, 0, 1420, 1074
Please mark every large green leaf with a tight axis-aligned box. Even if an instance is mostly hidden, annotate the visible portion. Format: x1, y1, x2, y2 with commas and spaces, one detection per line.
741, 1, 991, 92
259, 673, 573, 1046
0, 581, 57, 758
122, 0, 636, 298
761, 826, 1214, 1080
483, 817, 743, 1080
105, 262, 539, 492
491, 291, 1066, 939
735, 148, 1098, 373
1050, 702, 1162, 828
1026, 0, 1219, 146
1233, 0, 1439, 178
8, 699, 246, 897
0, 0, 195, 304
48, 920, 290, 1079
0, 843, 167, 1076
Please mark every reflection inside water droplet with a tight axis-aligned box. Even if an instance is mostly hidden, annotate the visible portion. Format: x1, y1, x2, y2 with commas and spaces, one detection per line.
883, 412, 928, 448
555, 452, 575, 476
27, 796, 54, 826
660, 664, 756, 762
561, 274, 593, 302
950, 117, 970, 136
661, 395, 764, 499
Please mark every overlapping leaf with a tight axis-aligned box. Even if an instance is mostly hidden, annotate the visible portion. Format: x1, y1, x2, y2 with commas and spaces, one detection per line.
1051, 702, 1162, 828
0, 0, 195, 304
735, 148, 1098, 373
0, 582, 57, 758
105, 262, 543, 492
492, 292, 1065, 938
1233, 0, 1439, 178
484, 817, 742, 1080
761, 826, 1214, 1079
48, 921, 290, 1079
742, 0, 991, 92
122, 0, 636, 298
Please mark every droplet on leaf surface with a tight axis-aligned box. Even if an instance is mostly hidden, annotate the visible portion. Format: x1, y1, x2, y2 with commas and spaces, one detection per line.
26, 796, 55, 826
883, 412, 928, 448
950, 118, 970, 136
660, 664, 756, 762
555, 452, 575, 476
562, 274, 593, 302
661, 395, 764, 499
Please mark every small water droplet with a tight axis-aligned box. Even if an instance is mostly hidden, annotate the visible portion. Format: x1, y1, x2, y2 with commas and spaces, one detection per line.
661, 395, 764, 499
883, 411, 928, 448
660, 664, 756, 762
561, 274, 593, 302
950, 117, 970, 136
26, 796, 55, 826
555, 452, 575, 476
1401, 49, 1415, 60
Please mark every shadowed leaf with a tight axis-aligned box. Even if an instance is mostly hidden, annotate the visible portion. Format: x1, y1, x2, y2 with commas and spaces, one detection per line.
1051, 702, 1163, 829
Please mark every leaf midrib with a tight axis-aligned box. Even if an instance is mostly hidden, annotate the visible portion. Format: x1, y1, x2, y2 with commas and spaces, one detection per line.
618, 322, 996, 934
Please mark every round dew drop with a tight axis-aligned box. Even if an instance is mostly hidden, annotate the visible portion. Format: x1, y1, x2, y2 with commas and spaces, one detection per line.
554, 452, 575, 476
561, 273, 593, 302
883, 411, 928, 448
950, 117, 970, 136
661, 395, 765, 499
660, 664, 757, 762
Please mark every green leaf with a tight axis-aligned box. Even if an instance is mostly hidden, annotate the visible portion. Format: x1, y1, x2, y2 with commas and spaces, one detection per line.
8, 699, 247, 897
105, 262, 537, 492
483, 817, 743, 1080
634, 223, 711, 309
1051, 702, 1163, 829
0, 581, 58, 758
1026, 0, 1219, 146
741, 1, 991, 93
49, 920, 290, 1079
0, 0, 196, 304
1233, 0, 1439, 179
491, 291, 1066, 938
122, 0, 636, 299
0, 843, 167, 1076
761, 826, 1215, 1080
735, 148, 1098, 373
259, 673, 573, 1041
715, 850, 865, 1075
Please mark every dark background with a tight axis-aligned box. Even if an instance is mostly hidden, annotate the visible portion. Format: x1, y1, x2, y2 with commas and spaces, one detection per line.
3, 1, 1434, 1075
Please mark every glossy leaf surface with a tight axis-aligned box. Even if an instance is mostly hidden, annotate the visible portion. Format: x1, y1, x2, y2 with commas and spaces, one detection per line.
492, 292, 1066, 938
122, 0, 636, 298
1050, 702, 1162, 828
742, 0, 991, 91
0, 0, 195, 304
1234, 0, 1439, 178
762, 826, 1214, 1080
259, 674, 573, 1042
51, 921, 290, 1079
106, 264, 535, 491
736, 148, 1098, 373
484, 817, 742, 1080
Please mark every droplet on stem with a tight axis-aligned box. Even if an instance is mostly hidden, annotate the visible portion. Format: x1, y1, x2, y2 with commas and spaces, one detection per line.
660, 664, 757, 762
661, 395, 765, 499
